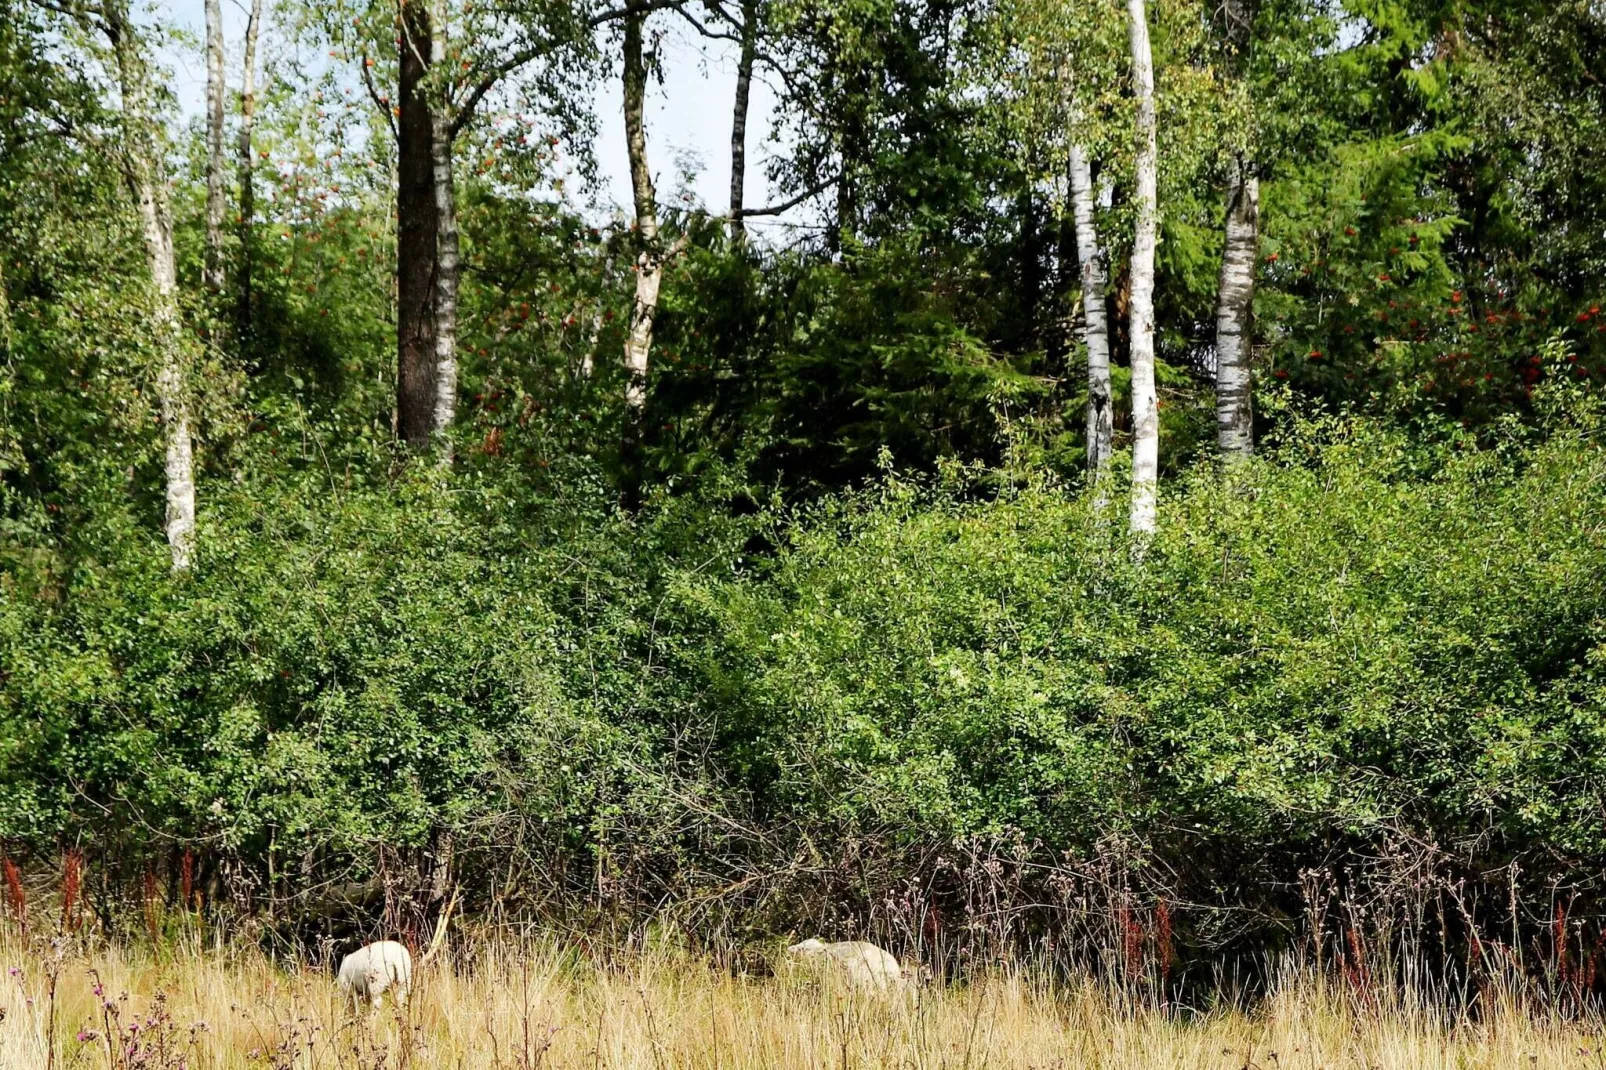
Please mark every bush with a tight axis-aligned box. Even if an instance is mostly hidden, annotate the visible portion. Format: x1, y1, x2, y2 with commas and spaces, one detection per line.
6, 396, 1606, 961
662, 397, 1606, 935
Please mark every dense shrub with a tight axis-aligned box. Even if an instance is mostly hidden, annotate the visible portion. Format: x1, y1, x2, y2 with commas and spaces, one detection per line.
687, 406, 1606, 870
6, 393, 1606, 960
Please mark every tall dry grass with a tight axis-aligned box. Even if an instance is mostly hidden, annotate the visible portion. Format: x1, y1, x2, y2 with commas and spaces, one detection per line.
0, 932, 1601, 1069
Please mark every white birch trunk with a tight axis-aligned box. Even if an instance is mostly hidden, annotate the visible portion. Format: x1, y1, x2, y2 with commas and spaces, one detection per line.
429, 9, 460, 452
1215, 165, 1258, 459
624, 250, 662, 423
1126, 0, 1160, 538
110, 10, 196, 570
1068, 143, 1113, 482
203, 0, 226, 293
622, 1, 660, 441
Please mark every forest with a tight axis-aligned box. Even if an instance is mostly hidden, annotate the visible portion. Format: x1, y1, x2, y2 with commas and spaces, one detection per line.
4, 0, 1606, 1042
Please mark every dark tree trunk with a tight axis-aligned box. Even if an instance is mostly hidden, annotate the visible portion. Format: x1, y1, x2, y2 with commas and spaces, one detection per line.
1017, 180, 1043, 353
396, 0, 438, 449
728, 0, 758, 241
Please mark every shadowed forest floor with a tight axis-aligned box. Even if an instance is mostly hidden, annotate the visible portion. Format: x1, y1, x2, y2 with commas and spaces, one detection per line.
2, 936, 1605, 1069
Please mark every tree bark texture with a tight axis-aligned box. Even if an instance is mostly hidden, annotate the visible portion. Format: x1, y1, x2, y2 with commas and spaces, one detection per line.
396, 0, 438, 448
108, 6, 196, 570
1215, 166, 1258, 459
1214, 0, 1258, 460
1126, 0, 1159, 537
203, 0, 226, 293
728, 0, 757, 241
621, 0, 662, 498
1069, 143, 1113, 480
429, 5, 460, 451
235, 0, 263, 332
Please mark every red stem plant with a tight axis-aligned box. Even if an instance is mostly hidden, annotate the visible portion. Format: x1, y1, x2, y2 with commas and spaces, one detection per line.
3, 855, 26, 934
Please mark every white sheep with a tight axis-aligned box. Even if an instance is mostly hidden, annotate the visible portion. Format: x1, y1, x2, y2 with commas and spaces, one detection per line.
786, 938, 910, 990
338, 940, 413, 1011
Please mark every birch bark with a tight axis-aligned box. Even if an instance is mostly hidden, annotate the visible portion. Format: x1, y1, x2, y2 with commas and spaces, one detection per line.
1126, 0, 1160, 537
1069, 143, 1113, 480
203, 0, 226, 293
621, 0, 662, 497
107, 7, 196, 570
1214, 0, 1259, 460
1215, 166, 1258, 458
429, 5, 460, 450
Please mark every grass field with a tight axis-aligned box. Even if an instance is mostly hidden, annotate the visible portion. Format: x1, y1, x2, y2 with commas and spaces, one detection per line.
2, 935, 1603, 1069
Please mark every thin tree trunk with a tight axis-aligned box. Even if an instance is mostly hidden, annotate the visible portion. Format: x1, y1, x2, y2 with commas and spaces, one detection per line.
833, 127, 862, 252
1069, 143, 1113, 481
581, 251, 616, 380
1126, 0, 1159, 538
1017, 180, 1042, 351
106, 7, 196, 571
1215, 0, 1258, 461
429, 6, 460, 452
203, 0, 226, 293
621, 0, 661, 501
1215, 165, 1258, 459
1048, 197, 1074, 372
235, 0, 263, 333
728, 0, 757, 241
831, 72, 869, 253
396, 0, 438, 448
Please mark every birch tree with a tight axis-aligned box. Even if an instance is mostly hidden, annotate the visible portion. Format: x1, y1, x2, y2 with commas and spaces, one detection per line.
235, 0, 263, 330
1068, 141, 1112, 480
362, 0, 595, 450
1215, 168, 1257, 458
59, 0, 198, 569
1213, 0, 1257, 460
202, 0, 226, 293
428, 4, 460, 452
620, 0, 663, 496
1125, 0, 1159, 537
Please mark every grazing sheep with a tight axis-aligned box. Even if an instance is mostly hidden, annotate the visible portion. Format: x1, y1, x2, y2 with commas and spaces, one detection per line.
338, 940, 412, 1011
786, 938, 909, 990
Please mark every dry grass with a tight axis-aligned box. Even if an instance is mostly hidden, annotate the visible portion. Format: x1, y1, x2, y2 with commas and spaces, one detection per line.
2, 933, 1604, 1069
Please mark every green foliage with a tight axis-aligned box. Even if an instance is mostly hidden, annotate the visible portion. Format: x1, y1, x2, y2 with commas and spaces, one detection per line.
5, 0, 1606, 960
667, 398, 1606, 871
8, 395, 1606, 917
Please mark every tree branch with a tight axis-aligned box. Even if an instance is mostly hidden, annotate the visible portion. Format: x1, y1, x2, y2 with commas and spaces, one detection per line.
448, 44, 544, 141
667, 0, 742, 45
448, 0, 700, 143
360, 50, 398, 140
735, 172, 839, 218
33, 0, 110, 37
588, 0, 689, 29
